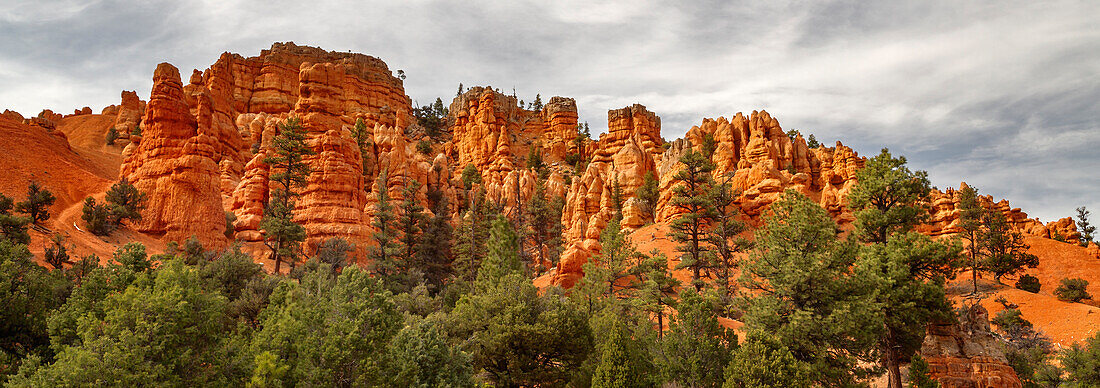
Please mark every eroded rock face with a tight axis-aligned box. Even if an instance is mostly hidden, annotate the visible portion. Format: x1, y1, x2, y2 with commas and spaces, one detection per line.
121, 63, 227, 248
919, 182, 1080, 241
555, 104, 664, 287
921, 304, 1022, 388
114, 90, 146, 134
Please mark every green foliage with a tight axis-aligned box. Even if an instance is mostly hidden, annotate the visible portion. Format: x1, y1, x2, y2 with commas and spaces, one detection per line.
589, 310, 656, 388
527, 93, 543, 111
526, 144, 545, 173
15, 181, 56, 225
576, 218, 647, 312
252, 266, 401, 386
130, 125, 141, 136
1076, 206, 1095, 245
0, 241, 70, 381
258, 191, 305, 273
14, 259, 233, 386
848, 148, 931, 244
352, 118, 371, 175
413, 188, 454, 293
454, 190, 494, 284
634, 171, 659, 223
724, 333, 811, 388
104, 178, 147, 226
43, 234, 69, 270
224, 211, 237, 239
526, 178, 563, 275
807, 134, 819, 148
670, 150, 716, 290
1060, 331, 1100, 385
368, 169, 403, 284
414, 98, 448, 139
907, 354, 939, 388
47, 247, 143, 351
416, 139, 433, 155
1054, 278, 1091, 302
709, 176, 748, 304
460, 163, 481, 191
701, 132, 717, 159
981, 210, 1038, 283
0, 194, 31, 244
390, 318, 473, 387
956, 184, 984, 294
658, 289, 735, 388
448, 270, 592, 387
105, 127, 119, 145
1016, 274, 1041, 293
739, 190, 879, 385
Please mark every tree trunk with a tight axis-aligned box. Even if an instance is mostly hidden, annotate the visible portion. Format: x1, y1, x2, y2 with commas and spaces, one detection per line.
885, 326, 903, 388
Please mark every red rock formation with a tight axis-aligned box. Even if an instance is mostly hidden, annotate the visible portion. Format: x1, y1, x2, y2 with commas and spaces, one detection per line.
121, 63, 227, 248
920, 182, 1080, 241
113, 90, 146, 134
921, 304, 1022, 388
556, 104, 664, 287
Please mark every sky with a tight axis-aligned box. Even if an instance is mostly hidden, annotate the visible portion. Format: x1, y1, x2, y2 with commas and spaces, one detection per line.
2, 0, 1097, 223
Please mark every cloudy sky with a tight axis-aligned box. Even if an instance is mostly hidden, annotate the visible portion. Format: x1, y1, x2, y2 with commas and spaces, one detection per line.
2, 0, 1097, 222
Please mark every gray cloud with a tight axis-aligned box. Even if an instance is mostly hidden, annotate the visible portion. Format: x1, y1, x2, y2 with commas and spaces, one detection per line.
1, 0, 1096, 222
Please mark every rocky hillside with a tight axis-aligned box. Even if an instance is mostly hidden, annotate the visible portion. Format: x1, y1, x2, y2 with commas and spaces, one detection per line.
5, 42, 1098, 386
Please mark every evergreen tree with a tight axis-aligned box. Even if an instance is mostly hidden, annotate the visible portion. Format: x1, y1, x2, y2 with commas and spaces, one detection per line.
701, 132, 718, 159
0, 194, 30, 244
80, 197, 114, 236
105, 127, 119, 145
1076, 206, 1095, 246
907, 354, 939, 388
709, 176, 747, 303
15, 181, 56, 226
43, 234, 70, 270
454, 189, 493, 284
724, 333, 811, 388
368, 169, 403, 283
104, 178, 146, 226
1054, 278, 1091, 302
957, 184, 985, 294
849, 148, 960, 388
739, 190, 879, 385
448, 216, 592, 387
669, 150, 716, 290
260, 117, 314, 274
457, 83, 464, 97
637, 250, 679, 339
1060, 331, 1100, 385
352, 118, 371, 176
658, 288, 736, 388
0, 241, 70, 381
526, 178, 563, 275
589, 310, 656, 388
251, 266, 402, 386
980, 210, 1038, 283
396, 178, 427, 264
413, 187, 455, 293
390, 319, 473, 387
576, 218, 646, 313
634, 171, 659, 223
807, 134, 820, 149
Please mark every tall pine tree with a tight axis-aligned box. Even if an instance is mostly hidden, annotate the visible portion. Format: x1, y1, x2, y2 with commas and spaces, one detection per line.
670, 150, 716, 290
260, 117, 314, 273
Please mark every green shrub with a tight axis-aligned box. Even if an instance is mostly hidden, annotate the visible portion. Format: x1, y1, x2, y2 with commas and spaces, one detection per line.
106, 127, 119, 145
1054, 278, 1092, 302
1015, 274, 1041, 293
417, 139, 432, 155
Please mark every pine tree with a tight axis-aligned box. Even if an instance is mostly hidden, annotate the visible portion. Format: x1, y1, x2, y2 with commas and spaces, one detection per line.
907, 354, 939, 388
957, 184, 984, 294
104, 178, 146, 226
457, 83, 464, 97
981, 210, 1038, 283
634, 171, 659, 223
526, 178, 563, 275
368, 168, 402, 283
80, 197, 114, 236
670, 150, 716, 290
724, 333, 811, 388
638, 250, 679, 339
609, 176, 625, 221
659, 288, 736, 387
576, 218, 646, 313
43, 233, 70, 269
396, 178, 427, 262
105, 127, 119, 145
16, 180, 56, 226
260, 117, 314, 273
740, 190, 880, 385
1076, 206, 1095, 245
709, 176, 747, 303
454, 189, 493, 283
413, 186, 454, 292
807, 134, 820, 149
849, 149, 959, 388
0, 193, 31, 244
352, 118, 371, 176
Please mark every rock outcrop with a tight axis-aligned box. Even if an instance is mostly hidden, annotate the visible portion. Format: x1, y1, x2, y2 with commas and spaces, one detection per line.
121, 63, 228, 248
920, 182, 1080, 241
920, 304, 1022, 388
